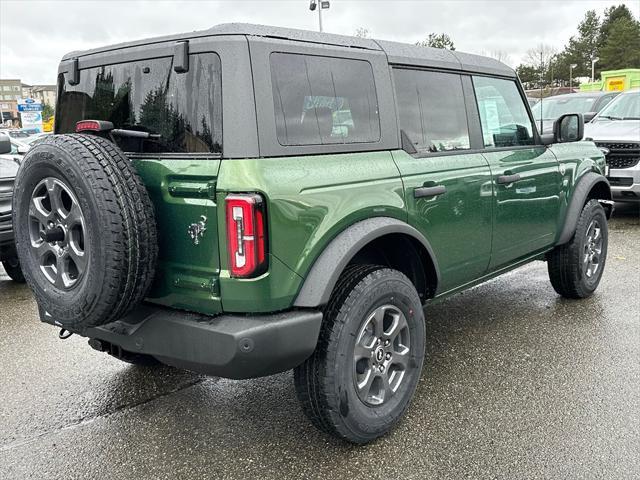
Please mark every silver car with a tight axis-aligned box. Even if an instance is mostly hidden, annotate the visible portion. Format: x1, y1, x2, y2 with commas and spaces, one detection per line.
584, 89, 640, 202
532, 91, 619, 134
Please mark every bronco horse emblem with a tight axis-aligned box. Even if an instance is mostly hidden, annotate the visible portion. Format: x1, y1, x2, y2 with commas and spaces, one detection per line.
187, 215, 207, 245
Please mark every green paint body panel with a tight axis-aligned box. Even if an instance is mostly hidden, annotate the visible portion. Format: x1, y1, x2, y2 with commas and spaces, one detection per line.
132, 144, 606, 316
482, 146, 561, 270
548, 141, 607, 242
215, 151, 406, 312
132, 158, 224, 315
391, 150, 493, 293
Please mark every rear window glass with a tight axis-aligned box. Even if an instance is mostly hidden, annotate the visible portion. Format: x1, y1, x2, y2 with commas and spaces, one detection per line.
270, 52, 380, 146
56, 53, 222, 154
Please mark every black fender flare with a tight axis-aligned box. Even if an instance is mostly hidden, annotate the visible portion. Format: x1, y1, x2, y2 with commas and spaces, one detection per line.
293, 217, 440, 308
556, 172, 611, 246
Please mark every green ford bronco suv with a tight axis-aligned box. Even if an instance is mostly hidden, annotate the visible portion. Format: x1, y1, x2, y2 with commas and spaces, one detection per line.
13, 24, 612, 444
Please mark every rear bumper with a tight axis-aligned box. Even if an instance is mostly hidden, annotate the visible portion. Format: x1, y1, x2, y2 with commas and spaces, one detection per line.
42, 305, 323, 379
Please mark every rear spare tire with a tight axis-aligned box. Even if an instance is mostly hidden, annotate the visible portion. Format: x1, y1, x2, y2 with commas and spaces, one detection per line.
12, 134, 157, 329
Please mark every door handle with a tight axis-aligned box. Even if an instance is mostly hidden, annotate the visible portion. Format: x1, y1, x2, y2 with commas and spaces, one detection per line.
497, 173, 521, 184
414, 185, 447, 198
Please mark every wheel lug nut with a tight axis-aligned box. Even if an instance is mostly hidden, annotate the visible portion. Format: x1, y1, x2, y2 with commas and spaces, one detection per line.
379, 366, 385, 373
384, 340, 390, 346
386, 353, 391, 360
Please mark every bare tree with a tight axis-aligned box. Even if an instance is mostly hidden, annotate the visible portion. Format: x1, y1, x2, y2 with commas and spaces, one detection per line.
490, 50, 511, 65
524, 44, 557, 69
477, 50, 512, 66
354, 27, 370, 38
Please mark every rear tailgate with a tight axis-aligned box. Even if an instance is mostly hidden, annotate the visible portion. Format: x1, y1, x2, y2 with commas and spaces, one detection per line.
132, 157, 222, 315
55, 46, 226, 315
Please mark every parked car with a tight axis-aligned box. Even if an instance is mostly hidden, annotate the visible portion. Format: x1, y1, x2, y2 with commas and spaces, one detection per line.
10, 137, 30, 157
13, 24, 612, 444
584, 89, 640, 201
23, 132, 52, 147
20, 132, 51, 153
0, 133, 25, 282
3, 129, 31, 139
532, 91, 619, 133
1, 133, 48, 161
527, 97, 539, 107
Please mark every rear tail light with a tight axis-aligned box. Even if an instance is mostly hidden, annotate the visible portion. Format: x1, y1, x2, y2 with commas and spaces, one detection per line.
75, 120, 114, 132
226, 194, 268, 278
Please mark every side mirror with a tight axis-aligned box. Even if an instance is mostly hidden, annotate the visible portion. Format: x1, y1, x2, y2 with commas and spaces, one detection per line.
554, 113, 584, 143
0, 135, 10, 155
583, 111, 597, 123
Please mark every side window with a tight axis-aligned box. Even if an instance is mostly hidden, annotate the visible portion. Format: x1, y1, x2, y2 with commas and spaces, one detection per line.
596, 95, 614, 112
57, 53, 223, 154
270, 52, 380, 146
393, 69, 470, 153
472, 76, 535, 148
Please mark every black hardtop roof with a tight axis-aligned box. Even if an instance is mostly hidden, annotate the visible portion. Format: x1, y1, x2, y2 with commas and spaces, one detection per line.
61, 22, 515, 77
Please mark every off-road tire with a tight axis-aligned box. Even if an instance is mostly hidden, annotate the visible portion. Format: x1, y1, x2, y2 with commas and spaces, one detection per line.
13, 134, 157, 329
294, 265, 425, 444
2, 257, 26, 283
547, 199, 608, 299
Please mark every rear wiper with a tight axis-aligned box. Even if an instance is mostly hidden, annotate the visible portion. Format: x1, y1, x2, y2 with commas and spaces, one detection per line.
111, 129, 161, 139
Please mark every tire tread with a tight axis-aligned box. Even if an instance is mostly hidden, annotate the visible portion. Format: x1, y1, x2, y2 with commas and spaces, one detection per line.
12, 134, 157, 328
547, 199, 607, 299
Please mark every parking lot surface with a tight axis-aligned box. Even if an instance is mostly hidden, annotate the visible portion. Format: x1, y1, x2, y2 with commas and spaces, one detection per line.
0, 204, 638, 480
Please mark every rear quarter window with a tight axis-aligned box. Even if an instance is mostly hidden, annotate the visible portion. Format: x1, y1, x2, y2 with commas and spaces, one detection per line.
56, 53, 222, 154
269, 52, 380, 146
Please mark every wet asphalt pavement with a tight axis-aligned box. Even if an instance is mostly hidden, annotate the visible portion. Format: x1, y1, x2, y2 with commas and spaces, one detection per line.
0, 204, 638, 480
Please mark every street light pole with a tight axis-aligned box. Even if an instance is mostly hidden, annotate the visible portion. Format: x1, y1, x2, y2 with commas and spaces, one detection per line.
591, 57, 599, 84
309, 0, 330, 32
569, 63, 577, 91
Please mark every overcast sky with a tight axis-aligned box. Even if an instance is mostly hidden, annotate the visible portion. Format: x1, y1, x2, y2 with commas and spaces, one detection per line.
1, 0, 638, 85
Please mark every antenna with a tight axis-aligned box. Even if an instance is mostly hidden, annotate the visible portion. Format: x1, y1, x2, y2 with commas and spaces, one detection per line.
539, 51, 543, 133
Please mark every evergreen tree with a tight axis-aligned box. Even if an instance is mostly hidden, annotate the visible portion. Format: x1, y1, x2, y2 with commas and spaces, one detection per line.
516, 64, 539, 87
562, 10, 600, 78
598, 4, 636, 49
416, 33, 455, 50
41, 102, 54, 122
598, 15, 640, 70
